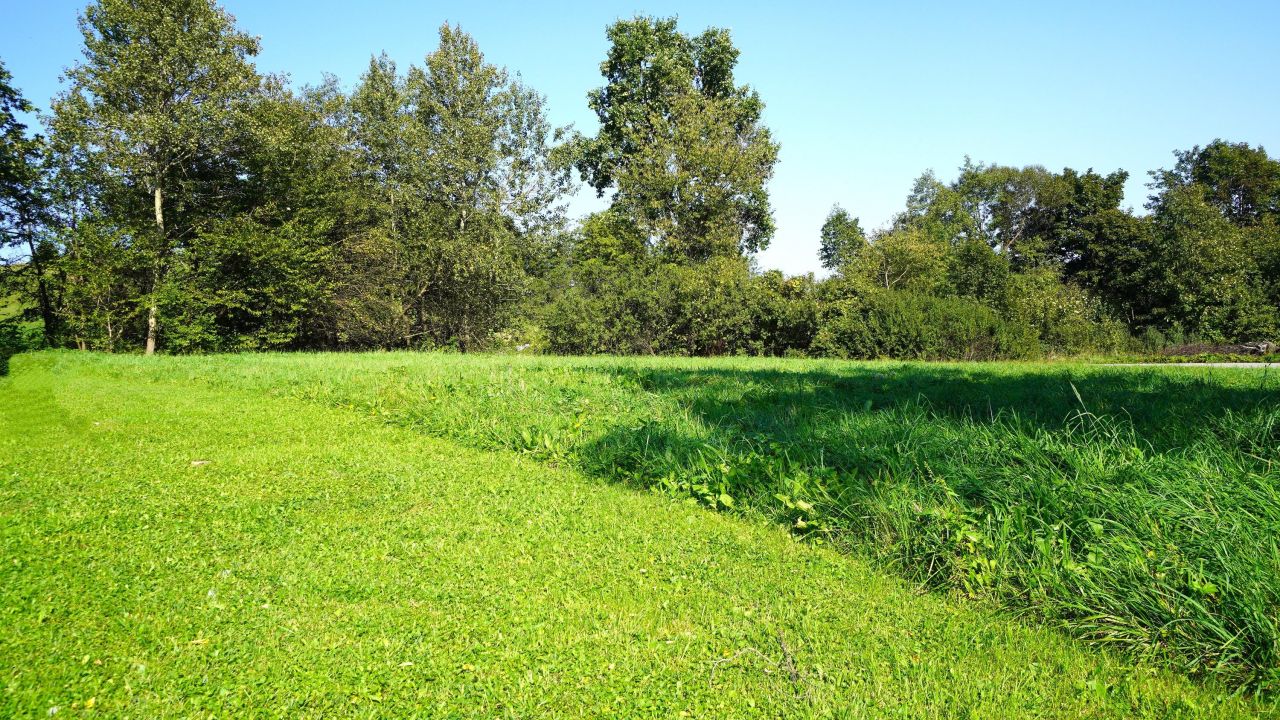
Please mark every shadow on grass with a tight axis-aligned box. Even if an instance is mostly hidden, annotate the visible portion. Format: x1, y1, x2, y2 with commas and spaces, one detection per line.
557, 361, 1280, 689
589, 362, 1280, 460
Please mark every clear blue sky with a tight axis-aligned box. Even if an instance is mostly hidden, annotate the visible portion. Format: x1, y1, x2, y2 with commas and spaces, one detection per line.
3, 0, 1277, 275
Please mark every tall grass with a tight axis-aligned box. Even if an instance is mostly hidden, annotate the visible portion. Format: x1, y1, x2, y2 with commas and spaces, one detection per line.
44, 352, 1280, 692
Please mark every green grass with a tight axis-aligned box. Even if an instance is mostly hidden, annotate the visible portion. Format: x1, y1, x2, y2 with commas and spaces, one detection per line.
1, 352, 1277, 717
45, 351, 1280, 689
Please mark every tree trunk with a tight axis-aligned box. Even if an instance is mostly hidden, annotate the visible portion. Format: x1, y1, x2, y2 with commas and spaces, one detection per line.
24, 234, 58, 346
145, 184, 163, 355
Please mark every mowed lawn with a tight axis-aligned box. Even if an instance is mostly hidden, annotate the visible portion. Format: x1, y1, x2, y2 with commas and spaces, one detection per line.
0, 353, 1273, 717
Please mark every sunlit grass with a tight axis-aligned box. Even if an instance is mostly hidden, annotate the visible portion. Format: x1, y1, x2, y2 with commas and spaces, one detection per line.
1, 351, 1276, 716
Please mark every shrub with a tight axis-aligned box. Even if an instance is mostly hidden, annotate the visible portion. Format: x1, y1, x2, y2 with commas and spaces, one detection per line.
813, 290, 1039, 360
0, 319, 43, 375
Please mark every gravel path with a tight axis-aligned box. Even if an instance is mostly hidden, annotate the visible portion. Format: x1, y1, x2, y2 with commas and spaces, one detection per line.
1106, 362, 1274, 368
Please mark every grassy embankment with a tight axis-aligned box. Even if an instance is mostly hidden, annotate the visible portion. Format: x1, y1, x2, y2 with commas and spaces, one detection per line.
1, 351, 1277, 716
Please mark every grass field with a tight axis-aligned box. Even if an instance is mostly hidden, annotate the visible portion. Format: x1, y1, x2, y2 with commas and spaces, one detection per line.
2, 352, 1278, 717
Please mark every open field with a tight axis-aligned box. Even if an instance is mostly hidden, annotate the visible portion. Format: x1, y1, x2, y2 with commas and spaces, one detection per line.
2, 352, 1278, 716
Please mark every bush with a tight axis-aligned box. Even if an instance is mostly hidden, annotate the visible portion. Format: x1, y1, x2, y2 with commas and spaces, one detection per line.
545, 257, 762, 356
813, 290, 1039, 360
0, 319, 43, 375
746, 271, 820, 356
1001, 268, 1126, 355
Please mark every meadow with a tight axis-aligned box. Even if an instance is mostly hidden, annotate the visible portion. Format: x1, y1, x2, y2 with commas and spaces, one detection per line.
2, 351, 1278, 716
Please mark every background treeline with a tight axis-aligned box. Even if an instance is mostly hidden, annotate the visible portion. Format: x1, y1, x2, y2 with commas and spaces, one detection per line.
2, 0, 1278, 361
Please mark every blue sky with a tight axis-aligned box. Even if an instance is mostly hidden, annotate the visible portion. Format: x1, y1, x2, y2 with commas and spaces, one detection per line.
3, 0, 1277, 275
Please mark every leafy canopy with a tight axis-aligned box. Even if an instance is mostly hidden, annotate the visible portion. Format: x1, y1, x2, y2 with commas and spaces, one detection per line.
573, 17, 778, 262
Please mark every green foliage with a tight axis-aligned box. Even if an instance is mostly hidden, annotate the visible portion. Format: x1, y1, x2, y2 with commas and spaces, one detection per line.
0, 58, 42, 248
1152, 140, 1280, 227
544, 251, 821, 358
947, 236, 1011, 304
1001, 267, 1127, 355
813, 289, 1039, 360
40, 13, 569, 354
818, 205, 865, 271
846, 226, 950, 294
0, 304, 41, 374
0, 58, 57, 345
9, 3, 1278, 358
831, 155, 1279, 351
745, 270, 820, 356
1145, 186, 1277, 340
338, 25, 571, 351
57, 219, 141, 350
49, 0, 263, 353
0, 321, 37, 374
0, 262, 43, 374
545, 255, 760, 356
573, 16, 778, 261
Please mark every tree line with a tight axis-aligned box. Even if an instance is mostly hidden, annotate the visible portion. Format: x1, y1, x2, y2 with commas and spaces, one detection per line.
2, 0, 1278, 361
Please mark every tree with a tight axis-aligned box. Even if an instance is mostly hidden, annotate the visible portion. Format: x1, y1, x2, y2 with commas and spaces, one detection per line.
57, 218, 141, 351
1145, 185, 1274, 339
571, 209, 647, 268
0, 59, 39, 243
819, 205, 865, 272
50, 0, 262, 354
946, 237, 1010, 304
0, 58, 56, 345
1046, 168, 1129, 269
1245, 218, 1280, 320
573, 17, 778, 262
1138, 143, 1280, 338
1151, 140, 1280, 227
950, 161, 1072, 268
888, 163, 1136, 318
343, 24, 571, 350
852, 227, 948, 293
1053, 207, 1151, 324
173, 78, 352, 351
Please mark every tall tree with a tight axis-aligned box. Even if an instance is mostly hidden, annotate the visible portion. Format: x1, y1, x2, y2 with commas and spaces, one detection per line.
0, 58, 56, 343
1151, 140, 1280, 227
344, 24, 571, 350
173, 77, 353, 351
1145, 185, 1274, 339
950, 161, 1064, 267
818, 205, 865, 272
1141, 142, 1280, 337
573, 17, 778, 262
50, 0, 261, 354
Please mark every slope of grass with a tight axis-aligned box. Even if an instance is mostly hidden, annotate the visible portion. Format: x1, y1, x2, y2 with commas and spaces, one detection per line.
0, 352, 1271, 717
51, 350, 1280, 693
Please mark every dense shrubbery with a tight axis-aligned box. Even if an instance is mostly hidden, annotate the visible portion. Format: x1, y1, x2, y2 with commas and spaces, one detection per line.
534, 255, 1148, 361
543, 258, 821, 357
812, 291, 1038, 360
0, 319, 40, 374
